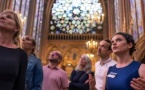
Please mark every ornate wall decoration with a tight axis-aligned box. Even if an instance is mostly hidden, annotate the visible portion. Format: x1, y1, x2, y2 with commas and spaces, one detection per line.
63, 48, 80, 66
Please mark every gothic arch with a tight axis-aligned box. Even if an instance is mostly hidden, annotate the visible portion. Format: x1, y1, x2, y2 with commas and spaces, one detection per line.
40, 0, 105, 63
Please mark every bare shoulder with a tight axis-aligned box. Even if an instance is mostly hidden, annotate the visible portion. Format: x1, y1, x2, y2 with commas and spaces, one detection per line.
139, 64, 145, 71
104, 67, 109, 76
139, 64, 145, 78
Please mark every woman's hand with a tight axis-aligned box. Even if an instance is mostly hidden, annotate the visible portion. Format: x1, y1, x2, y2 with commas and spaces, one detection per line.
68, 80, 71, 84
88, 74, 96, 90
130, 78, 145, 90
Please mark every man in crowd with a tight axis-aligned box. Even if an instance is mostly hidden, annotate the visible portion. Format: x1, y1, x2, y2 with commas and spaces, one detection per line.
89, 39, 145, 90
42, 51, 68, 90
89, 39, 116, 90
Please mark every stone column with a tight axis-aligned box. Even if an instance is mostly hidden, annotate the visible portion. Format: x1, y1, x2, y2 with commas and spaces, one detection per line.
0, 0, 13, 13
25, 0, 36, 35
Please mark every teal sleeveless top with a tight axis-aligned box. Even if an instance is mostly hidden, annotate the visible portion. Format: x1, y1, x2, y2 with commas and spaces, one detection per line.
106, 61, 141, 90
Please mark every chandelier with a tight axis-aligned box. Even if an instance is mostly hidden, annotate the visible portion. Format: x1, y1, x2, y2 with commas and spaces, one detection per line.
86, 39, 98, 53
87, 54, 94, 58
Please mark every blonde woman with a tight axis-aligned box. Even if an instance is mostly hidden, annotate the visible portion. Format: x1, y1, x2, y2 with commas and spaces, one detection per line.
0, 9, 28, 90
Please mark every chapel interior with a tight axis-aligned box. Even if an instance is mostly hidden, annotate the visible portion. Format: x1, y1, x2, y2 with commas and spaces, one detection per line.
0, 0, 145, 77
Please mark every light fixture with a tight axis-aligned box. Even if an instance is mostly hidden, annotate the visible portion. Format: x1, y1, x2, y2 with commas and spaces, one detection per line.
87, 54, 94, 58
18, 13, 27, 26
67, 63, 71, 66
86, 39, 98, 54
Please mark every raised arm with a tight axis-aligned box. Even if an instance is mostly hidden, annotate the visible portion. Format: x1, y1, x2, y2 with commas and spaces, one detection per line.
88, 74, 96, 90
70, 80, 90, 89
69, 70, 90, 90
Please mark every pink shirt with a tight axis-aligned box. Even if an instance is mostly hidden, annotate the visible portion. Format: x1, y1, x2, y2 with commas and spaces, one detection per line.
95, 58, 116, 90
42, 65, 68, 90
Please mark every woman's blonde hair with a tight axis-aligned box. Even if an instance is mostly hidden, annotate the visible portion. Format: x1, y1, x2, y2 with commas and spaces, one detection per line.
0, 9, 22, 46
75, 54, 92, 73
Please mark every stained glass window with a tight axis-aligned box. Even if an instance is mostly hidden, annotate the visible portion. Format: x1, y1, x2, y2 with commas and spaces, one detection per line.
135, 0, 144, 38
12, 0, 20, 13
130, 0, 138, 41
12, 0, 30, 36
33, 0, 44, 56
114, 0, 121, 32
50, 0, 103, 34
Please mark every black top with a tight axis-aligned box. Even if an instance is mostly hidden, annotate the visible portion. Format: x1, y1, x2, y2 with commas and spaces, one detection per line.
0, 46, 28, 90
69, 70, 93, 90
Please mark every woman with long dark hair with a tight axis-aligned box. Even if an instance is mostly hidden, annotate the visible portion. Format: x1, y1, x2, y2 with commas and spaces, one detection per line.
104, 32, 145, 90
